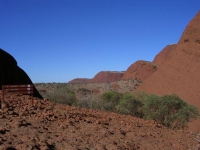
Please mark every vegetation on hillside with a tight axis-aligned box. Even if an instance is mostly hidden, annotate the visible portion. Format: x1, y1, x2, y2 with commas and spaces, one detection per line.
92, 91, 199, 129
37, 83, 77, 106
142, 94, 199, 129
36, 84, 199, 129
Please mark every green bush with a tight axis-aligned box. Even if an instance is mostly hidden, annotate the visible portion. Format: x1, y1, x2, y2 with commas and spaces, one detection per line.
100, 91, 121, 111
46, 86, 77, 106
90, 91, 199, 129
142, 94, 199, 129
142, 94, 162, 120
134, 91, 148, 103
116, 93, 143, 117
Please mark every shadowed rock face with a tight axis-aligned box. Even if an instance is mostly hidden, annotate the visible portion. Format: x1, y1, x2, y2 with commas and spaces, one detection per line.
122, 60, 157, 82
0, 48, 43, 99
153, 44, 177, 66
136, 11, 200, 132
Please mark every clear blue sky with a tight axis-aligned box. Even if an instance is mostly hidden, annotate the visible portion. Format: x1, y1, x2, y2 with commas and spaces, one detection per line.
0, 0, 199, 83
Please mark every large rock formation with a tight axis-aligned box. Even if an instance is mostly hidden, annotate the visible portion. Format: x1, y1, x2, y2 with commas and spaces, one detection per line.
136, 11, 200, 132
153, 44, 176, 66
122, 60, 157, 82
0, 48, 43, 99
90, 71, 124, 83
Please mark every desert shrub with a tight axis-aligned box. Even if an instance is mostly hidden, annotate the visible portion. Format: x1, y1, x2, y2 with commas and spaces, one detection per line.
77, 98, 97, 109
100, 91, 121, 111
116, 93, 143, 117
142, 94, 199, 129
77, 99, 91, 108
134, 91, 148, 103
79, 90, 199, 129
142, 94, 162, 120
46, 86, 77, 106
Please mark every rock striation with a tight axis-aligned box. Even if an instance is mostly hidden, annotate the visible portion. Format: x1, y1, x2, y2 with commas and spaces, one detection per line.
0, 48, 43, 99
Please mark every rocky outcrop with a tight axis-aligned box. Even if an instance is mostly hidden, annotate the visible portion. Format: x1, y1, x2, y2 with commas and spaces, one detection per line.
0, 48, 43, 99
153, 44, 176, 66
90, 71, 124, 83
136, 11, 200, 132
122, 60, 157, 82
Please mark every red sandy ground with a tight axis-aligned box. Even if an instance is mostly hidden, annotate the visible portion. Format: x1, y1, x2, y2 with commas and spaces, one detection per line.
0, 95, 199, 150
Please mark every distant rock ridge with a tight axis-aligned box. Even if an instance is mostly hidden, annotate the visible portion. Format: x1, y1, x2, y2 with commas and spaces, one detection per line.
68, 78, 90, 84
90, 71, 124, 83
68, 71, 124, 84
0, 48, 43, 99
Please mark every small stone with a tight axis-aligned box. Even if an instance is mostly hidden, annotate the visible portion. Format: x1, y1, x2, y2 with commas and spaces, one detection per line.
0, 127, 6, 134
